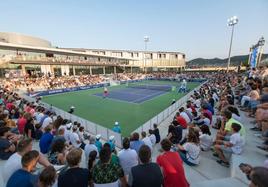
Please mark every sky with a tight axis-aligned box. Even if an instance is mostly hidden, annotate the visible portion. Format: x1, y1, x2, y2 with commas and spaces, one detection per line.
0, 0, 267, 60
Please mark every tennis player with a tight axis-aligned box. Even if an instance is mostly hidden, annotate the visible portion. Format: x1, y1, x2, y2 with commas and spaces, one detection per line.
179, 79, 187, 93
103, 87, 109, 98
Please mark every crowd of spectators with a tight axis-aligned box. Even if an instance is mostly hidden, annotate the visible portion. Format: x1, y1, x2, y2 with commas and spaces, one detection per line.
1, 68, 268, 187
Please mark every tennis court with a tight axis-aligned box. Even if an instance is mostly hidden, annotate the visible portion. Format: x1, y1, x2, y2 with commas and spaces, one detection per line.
42, 80, 200, 136
93, 83, 172, 103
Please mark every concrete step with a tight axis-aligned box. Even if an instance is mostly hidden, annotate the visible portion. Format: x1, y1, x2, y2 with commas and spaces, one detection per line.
191, 177, 247, 187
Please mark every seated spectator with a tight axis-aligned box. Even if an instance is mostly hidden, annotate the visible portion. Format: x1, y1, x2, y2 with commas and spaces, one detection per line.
249, 167, 268, 187
156, 139, 189, 187
3, 138, 51, 183
106, 135, 116, 152
103, 143, 119, 165
130, 132, 144, 153
118, 137, 138, 175
141, 131, 153, 151
179, 107, 191, 124
70, 125, 85, 149
167, 121, 183, 145
38, 166, 57, 187
52, 127, 66, 144
199, 125, 213, 151
148, 129, 156, 145
35, 123, 43, 140
39, 125, 54, 154
153, 124, 160, 143
88, 150, 97, 172
95, 134, 102, 152
58, 148, 91, 187
178, 127, 201, 166
214, 123, 244, 167
128, 145, 163, 187
0, 126, 16, 160
175, 112, 188, 129
6, 150, 40, 187
92, 147, 127, 186
17, 112, 28, 135
48, 139, 66, 165
24, 117, 36, 139
85, 136, 99, 159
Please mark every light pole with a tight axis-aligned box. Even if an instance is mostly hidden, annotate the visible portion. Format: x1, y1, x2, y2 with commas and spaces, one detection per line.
226, 16, 238, 72
257, 36, 265, 67
144, 36, 149, 73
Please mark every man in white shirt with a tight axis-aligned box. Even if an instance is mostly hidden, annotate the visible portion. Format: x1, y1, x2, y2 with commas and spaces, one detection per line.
118, 138, 138, 175
70, 126, 85, 149
84, 136, 99, 159
148, 129, 156, 145
2, 138, 50, 184
141, 131, 153, 151
42, 113, 53, 129
62, 123, 72, 144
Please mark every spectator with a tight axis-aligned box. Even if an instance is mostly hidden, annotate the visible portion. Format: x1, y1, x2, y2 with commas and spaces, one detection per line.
58, 148, 91, 187
153, 124, 160, 143
106, 135, 116, 152
128, 145, 163, 187
24, 117, 36, 139
39, 125, 54, 154
130, 132, 144, 153
199, 125, 213, 151
156, 139, 189, 187
95, 134, 102, 152
249, 167, 268, 187
175, 112, 187, 129
148, 129, 156, 145
0, 126, 16, 160
85, 136, 99, 159
6, 150, 40, 187
48, 139, 66, 165
178, 127, 201, 166
17, 112, 28, 134
141, 131, 153, 151
38, 166, 57, 187
52, 127, 66, 144
179, 107, 191, 124
92, 147, 127, 186
103, 143, 119, 165
112, 121, 121, 133
3, 138, 50, 183
88, 150, 97, 172
214, 123, 244, 167
118, 137, 138, 175
70, 125, 85, 149
35, 123, 43, 140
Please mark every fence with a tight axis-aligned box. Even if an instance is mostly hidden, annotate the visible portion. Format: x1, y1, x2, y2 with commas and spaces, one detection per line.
21, 80, 207, 149
132, 81, 207, 134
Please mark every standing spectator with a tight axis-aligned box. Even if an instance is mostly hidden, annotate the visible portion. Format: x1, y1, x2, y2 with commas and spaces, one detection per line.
17, 112, 28, 134
153, 124, 161, 143
112, 121, 121, 133
130, 132, 144, 153
0, 127, 16, 160
118, 138, 138, 175
42, 112, 53, 130
156, 139, 189, 187
92, 147, 127, 186
58, 148, 91, 187
39, 125, 54, 154
6, 150, 40, 187
128, 145, 163, 187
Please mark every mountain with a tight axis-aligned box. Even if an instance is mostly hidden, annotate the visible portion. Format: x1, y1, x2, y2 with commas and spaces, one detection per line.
187, 54, 268, 67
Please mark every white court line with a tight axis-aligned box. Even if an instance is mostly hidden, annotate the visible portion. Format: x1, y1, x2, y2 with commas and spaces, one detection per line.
132, 90, 166, 103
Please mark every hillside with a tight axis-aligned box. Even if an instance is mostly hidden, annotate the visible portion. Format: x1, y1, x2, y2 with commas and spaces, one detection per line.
187, 54, 268, 67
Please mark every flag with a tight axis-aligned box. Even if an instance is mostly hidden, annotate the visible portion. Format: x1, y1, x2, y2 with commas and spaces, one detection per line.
250, 47, 258, 68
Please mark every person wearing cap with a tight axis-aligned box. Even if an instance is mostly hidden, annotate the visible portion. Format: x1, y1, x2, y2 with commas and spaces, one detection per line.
112, 122, 121, 133
95, 134, 102, 152
106, 136, 116, 152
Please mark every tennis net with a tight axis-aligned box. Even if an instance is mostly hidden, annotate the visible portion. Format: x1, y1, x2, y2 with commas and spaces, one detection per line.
127, 82, 172, 91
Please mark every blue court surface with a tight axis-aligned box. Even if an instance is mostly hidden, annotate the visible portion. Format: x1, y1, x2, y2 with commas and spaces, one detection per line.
93, 87, 168, 104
